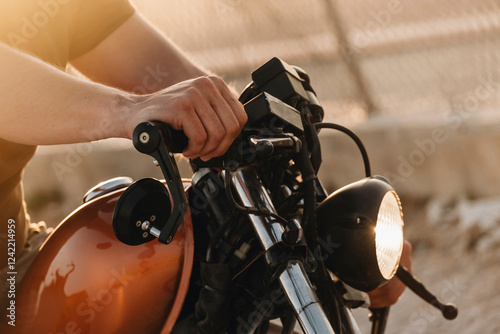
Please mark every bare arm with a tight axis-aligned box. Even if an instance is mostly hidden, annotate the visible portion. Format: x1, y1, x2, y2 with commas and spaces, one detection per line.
0, 14, 246, 160
0, 42, 128, 145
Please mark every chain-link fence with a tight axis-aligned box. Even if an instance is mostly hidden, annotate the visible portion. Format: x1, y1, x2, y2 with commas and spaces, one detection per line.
134, 0, 500, 124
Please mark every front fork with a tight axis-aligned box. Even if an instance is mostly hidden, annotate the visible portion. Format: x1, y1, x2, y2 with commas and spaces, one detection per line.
231, 167, 337, 334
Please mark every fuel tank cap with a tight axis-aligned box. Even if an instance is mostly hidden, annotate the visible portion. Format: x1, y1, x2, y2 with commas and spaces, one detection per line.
83, 177, 134, 203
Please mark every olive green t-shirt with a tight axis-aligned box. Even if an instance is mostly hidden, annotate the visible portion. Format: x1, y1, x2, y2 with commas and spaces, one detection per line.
0, 0, 135, 267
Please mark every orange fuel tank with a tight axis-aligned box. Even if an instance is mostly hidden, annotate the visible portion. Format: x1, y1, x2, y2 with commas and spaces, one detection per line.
9, 181, 194, 334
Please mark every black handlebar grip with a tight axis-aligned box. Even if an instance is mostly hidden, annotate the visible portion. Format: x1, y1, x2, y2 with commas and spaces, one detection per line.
133, 121, 188, 154
161, 126, 188, 154
133, 122, 161, 154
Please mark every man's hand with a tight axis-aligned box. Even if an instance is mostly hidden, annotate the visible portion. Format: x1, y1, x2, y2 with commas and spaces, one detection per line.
367, 240, 413, 308
70, 12, 246, 160
125, 75, 247, 161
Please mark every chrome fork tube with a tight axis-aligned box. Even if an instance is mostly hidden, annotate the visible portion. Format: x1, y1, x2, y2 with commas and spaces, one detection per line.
231, 167, 336, 334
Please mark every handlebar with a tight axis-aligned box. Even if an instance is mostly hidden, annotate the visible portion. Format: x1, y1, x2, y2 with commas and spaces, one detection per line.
133, 121, 188, 154
113, 57, 460, 334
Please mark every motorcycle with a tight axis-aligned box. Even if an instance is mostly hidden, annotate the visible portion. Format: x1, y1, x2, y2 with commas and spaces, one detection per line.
9, 57, 457, 333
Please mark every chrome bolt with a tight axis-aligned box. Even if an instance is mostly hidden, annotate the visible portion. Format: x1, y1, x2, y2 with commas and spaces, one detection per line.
139, 132, 150, 144
141, 221, 150, 231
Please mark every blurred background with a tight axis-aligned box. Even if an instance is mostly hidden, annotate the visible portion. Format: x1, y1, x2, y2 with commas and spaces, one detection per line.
25, 0, 500, 332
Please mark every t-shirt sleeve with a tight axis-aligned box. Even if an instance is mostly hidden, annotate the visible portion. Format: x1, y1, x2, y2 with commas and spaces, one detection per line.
68, 0, 136, 60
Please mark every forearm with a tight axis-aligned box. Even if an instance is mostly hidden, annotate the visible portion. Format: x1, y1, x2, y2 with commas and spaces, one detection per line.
0, 7, 247, 159
0, 43, 131, 145
0, 43, 246, 161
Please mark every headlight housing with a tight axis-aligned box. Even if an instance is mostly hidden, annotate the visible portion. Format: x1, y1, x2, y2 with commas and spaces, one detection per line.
315, 176, 404, 292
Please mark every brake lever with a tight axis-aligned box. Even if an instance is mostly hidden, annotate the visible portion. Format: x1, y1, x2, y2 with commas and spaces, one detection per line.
132, 121, 189, 244
368, 265, 458, 334
396, 265, 458, 320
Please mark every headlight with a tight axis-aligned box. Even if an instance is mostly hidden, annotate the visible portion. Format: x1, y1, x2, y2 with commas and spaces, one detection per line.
375, 191, 404, 280
315, 176, 404, 292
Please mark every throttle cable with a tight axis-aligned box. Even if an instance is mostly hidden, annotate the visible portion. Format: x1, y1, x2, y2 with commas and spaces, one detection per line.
314, 122, 372, 178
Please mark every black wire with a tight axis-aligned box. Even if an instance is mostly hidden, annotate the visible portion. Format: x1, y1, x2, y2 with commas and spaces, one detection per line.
206, 215, 241, 263
314, 122, 372, 178
223, 169, 289, 225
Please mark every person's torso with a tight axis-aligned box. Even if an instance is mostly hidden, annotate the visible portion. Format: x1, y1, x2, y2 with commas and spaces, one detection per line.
0, 0, 135, 263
